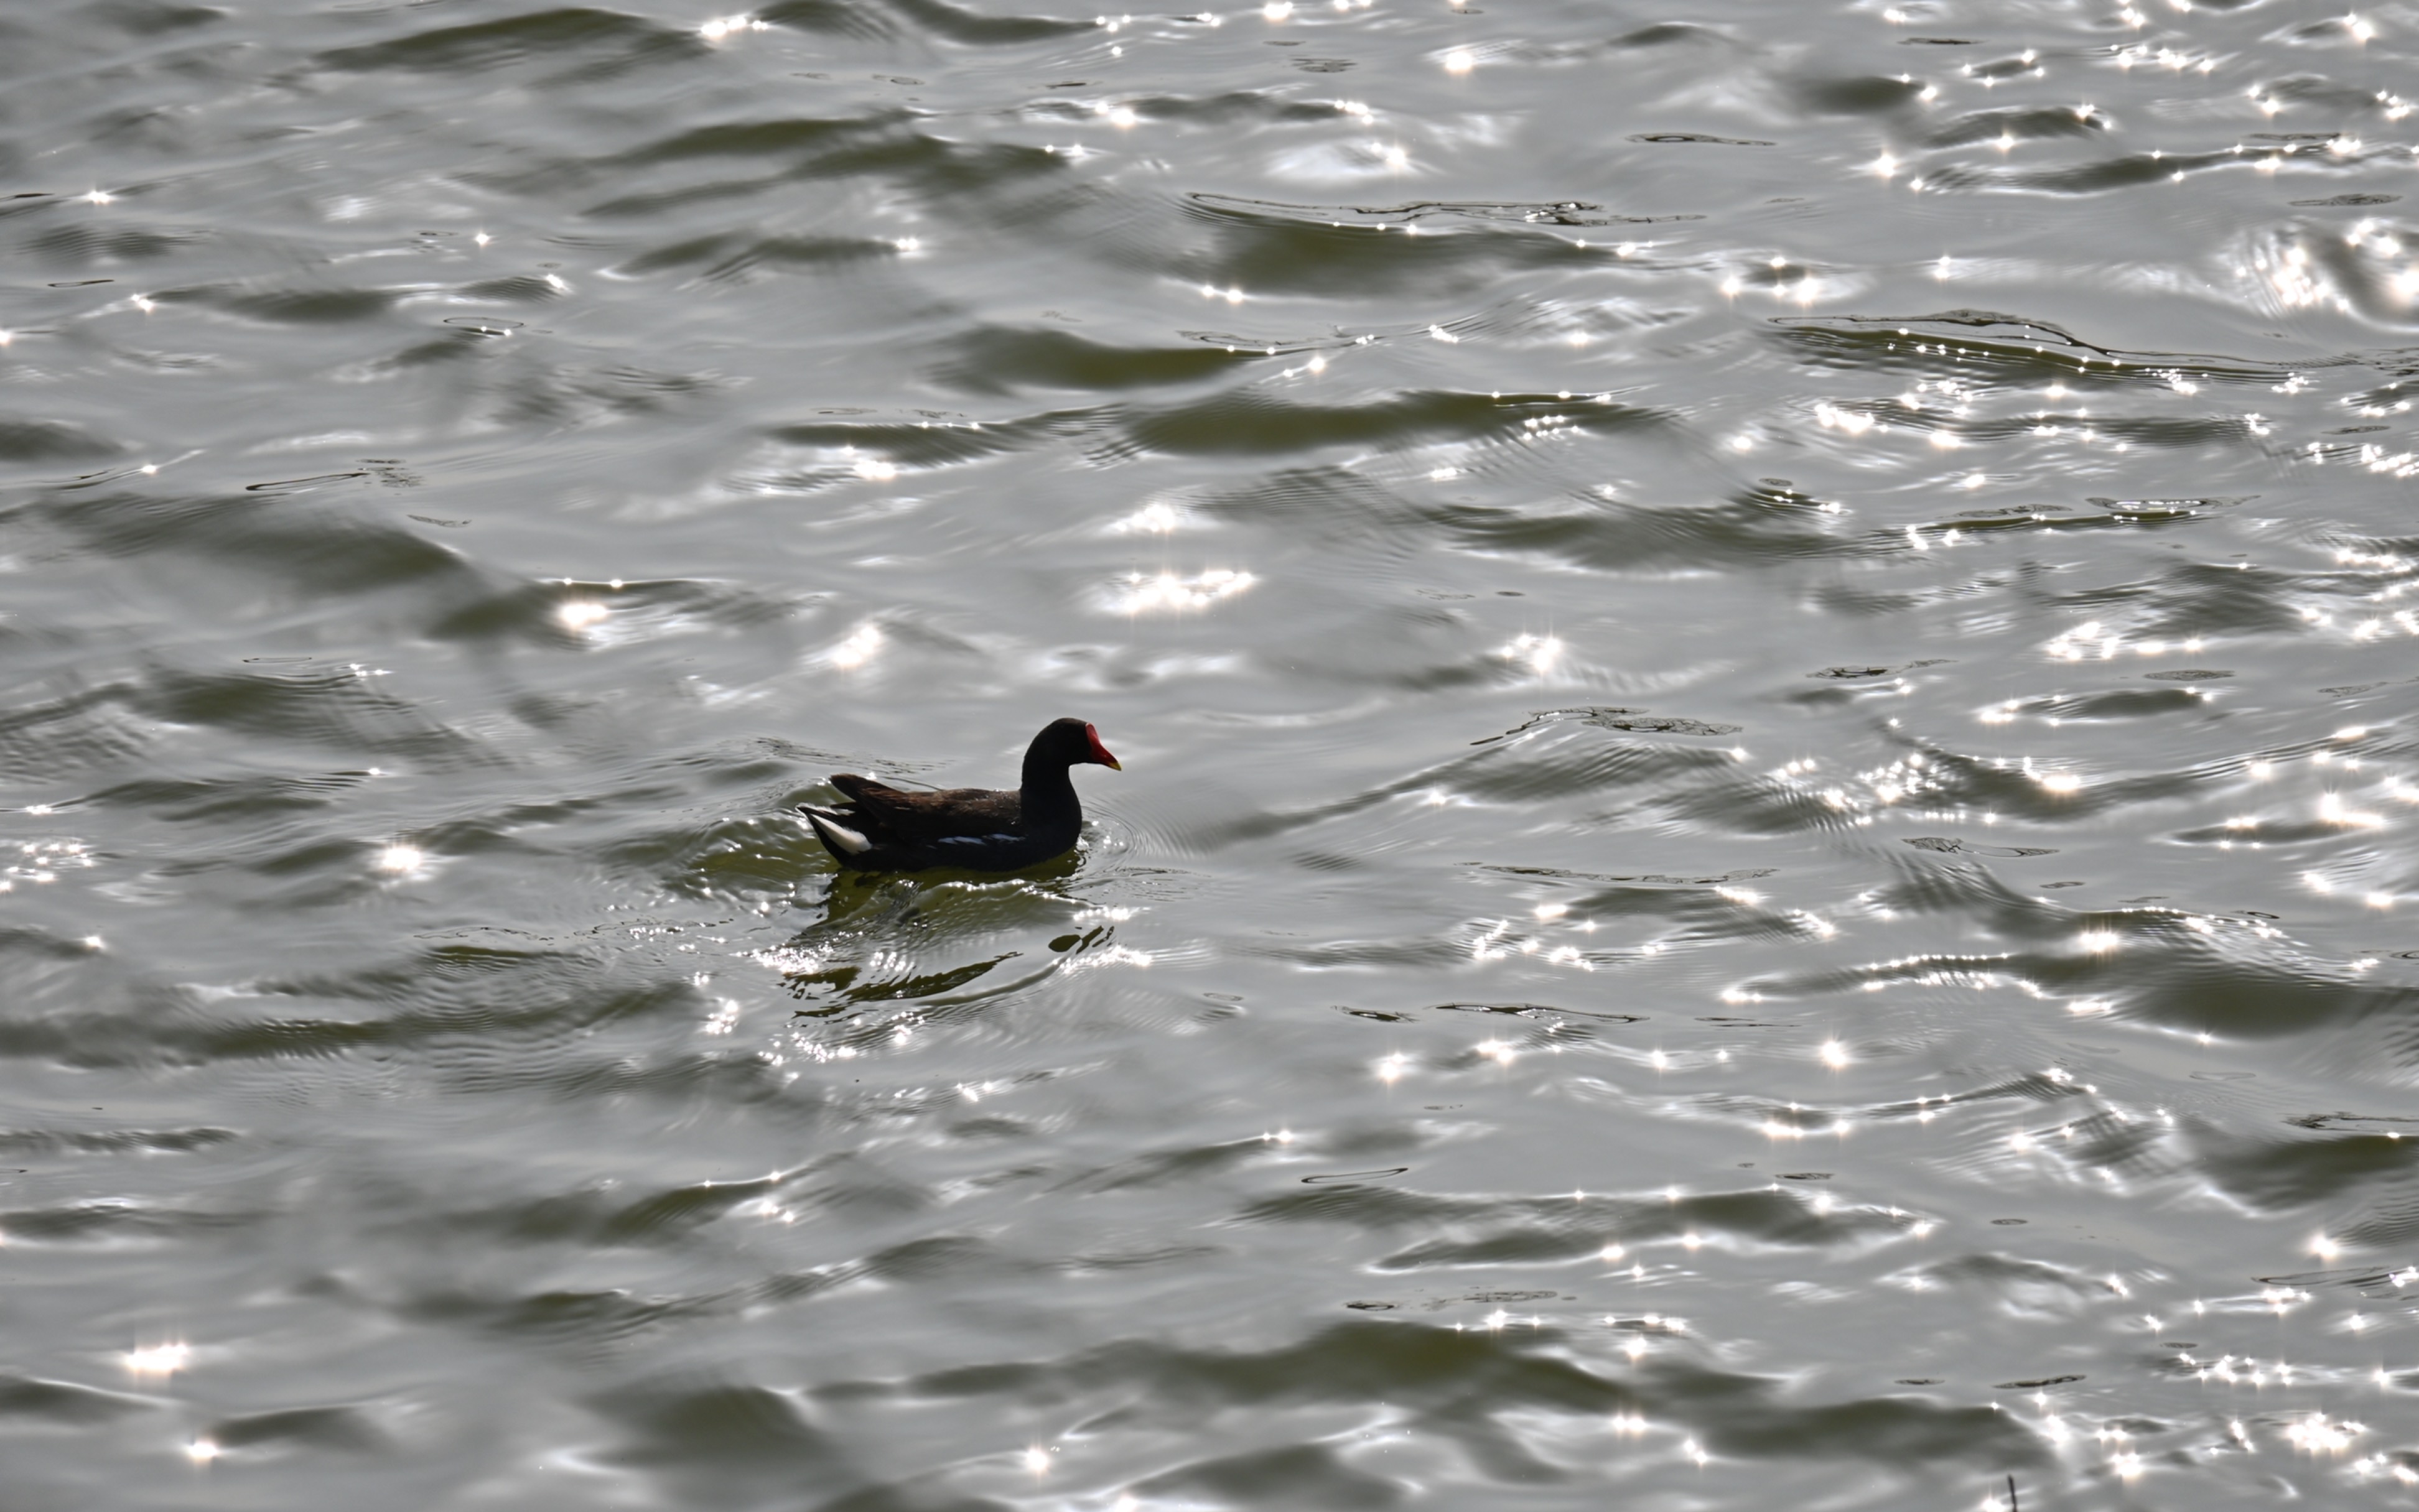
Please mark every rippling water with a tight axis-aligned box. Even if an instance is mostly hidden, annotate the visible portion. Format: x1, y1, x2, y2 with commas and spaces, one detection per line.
10, 0, 2419, 1505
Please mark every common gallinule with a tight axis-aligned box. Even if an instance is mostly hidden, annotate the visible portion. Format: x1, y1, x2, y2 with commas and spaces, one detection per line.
801, 718, 1121, 872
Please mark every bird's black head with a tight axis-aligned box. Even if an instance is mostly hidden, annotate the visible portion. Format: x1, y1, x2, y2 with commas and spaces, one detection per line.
1030, 717, 1121, 771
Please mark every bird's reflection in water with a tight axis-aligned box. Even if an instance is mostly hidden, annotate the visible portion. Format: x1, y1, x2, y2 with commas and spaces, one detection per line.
780, 850, 1091, 1018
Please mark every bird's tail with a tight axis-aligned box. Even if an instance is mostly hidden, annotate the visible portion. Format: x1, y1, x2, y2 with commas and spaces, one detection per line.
800, 806, 873, 856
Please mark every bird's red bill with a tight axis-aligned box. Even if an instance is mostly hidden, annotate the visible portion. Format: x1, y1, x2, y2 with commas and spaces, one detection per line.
1085, 724, 1122, 770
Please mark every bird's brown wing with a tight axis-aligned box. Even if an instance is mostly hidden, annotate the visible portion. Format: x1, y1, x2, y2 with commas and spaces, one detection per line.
830, 775, 1022, 843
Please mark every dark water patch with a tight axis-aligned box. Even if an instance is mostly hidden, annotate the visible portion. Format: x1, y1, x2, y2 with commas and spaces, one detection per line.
1189, 192, 1694, 231
1930, 149, 2239, 195
1751, 929, 2419, 1041
0, 1125, 236, 1156
207, 1404, 389, 1455
1923, 106, 2108, 149
765, 411, 1071, 470
602, 114, 899, 173
1903, 837, 2058, 858
245, 471, 370, 493
1431, 486, 1863, 574
0, 943, 699, 1071
89, 768, 380, 824
931, 326, 1251, 394
132, 664, 489, 763
414, 1285, 735, 1355
314, 8, 698, 80
0, 684, 159, 784
1611, 22, 1727, 49
2000, 686, 2214, 721
1626, 132, 1775, 147
1229, 1177, 1902, 1262
2286, 1112, 2419, 1130
1478, 707, 1743, 743
456, 275, 565, 304
613, 231, 901, 282
1772, 310, 2292, 389
2250, 1266, 2402, 1292
22, 223, 205, 265
163, 283, 398, 325
1056, 1136, 1270, 1195
1115, 389, 1651, 461
1665, 1362, 2039, 1468
1806, 661, 1952, 680
429, 575, 794, 650
897, 1319, 1634, 1423
589, 1380, 881, 1506
1093, 91, 1363, 128
0, 1375, 156, 1424
2188, 1124, 2419, 1210
9, 489, 470, 605
456, 1172, 788, 1249
0, 1196, 259, 1245
1135, 1442, 1402, 1508
1430, 729, 1734, 806
90, 0, 226, 35
753, 0, 898, 41
863, 0, 1091, 46
1787, 73, 1927, 116
1175, 195, 1616, 298
581, 133, 1064, 218
1433, 1002, 1646, 1023
786, 950, 1028, 1011
0, 418, 120, 464
1891, 1253, 2114, 1310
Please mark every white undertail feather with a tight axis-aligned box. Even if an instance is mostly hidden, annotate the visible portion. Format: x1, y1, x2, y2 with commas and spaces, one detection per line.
805, 810, 872, 855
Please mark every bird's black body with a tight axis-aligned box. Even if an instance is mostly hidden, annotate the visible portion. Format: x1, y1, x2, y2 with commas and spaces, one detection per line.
800, 718, 1120, 872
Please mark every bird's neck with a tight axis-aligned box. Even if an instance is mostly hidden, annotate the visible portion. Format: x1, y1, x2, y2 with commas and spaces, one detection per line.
1020, 754, 1080, 823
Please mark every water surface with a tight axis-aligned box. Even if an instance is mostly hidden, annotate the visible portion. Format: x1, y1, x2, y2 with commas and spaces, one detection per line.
7, 0, 2419, 1506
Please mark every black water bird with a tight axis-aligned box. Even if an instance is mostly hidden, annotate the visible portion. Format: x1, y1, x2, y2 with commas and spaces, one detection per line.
801, 718, 1121, 872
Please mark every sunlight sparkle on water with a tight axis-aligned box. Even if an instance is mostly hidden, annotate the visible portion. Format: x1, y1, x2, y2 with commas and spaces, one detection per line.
2288, 1412, 2364, 1452
374, 844, 425, 876
1499, 633, 1561, 675
1113, 569, 1254, 614
556, 600, 608, 632
2318, 793, 2383, 828
124, 1343, 191, 1378
825, 624, 883, 669
698, 14, 768, 39
1110, 501, 1184, 535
